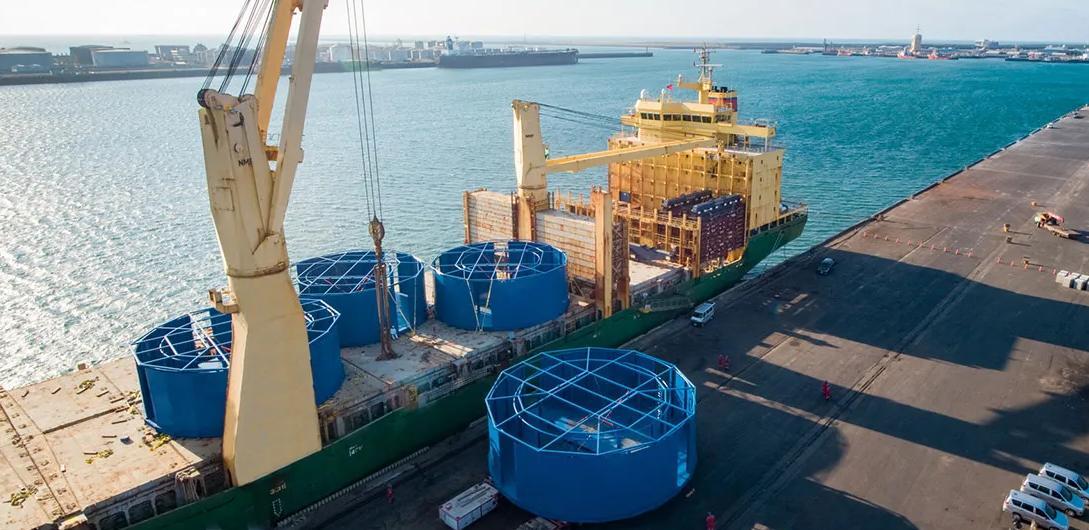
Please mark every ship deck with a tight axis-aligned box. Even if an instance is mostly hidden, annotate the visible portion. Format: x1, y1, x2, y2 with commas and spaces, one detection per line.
0, 358, 220, 528
313, 106, 1089, 530
0, 311, 538, 528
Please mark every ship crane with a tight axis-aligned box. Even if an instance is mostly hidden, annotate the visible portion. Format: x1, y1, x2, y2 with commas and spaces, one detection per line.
509, 49, 776, 315
196, 0, 328, 486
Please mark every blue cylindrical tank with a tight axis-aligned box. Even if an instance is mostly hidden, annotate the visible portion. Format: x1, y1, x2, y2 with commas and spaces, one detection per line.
296, 250, 426, 346
486, 347, 697, 523
133, 299, 343, 438
432, 241, 568, 331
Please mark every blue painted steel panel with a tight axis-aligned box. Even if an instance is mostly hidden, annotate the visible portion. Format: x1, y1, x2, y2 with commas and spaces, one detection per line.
133, 300, 343, 438
432, 241, 568, 331
296, 250, 426, 346
486, 347, 697, 522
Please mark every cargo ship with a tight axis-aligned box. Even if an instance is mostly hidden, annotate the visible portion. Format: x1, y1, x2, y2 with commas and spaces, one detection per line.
0, 3, 805, 530
437, 36, 577, 68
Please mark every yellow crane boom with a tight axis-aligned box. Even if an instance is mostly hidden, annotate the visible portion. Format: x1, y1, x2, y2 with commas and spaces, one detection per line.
197, 0, 327, 486
545, 137, 717, 173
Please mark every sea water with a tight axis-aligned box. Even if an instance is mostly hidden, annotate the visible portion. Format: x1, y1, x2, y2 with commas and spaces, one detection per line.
1, 49, 1087, 387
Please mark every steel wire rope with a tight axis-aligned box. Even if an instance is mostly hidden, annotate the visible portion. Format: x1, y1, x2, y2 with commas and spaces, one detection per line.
219, 0, 270, 93
355, 0, 384, 220
240, 0, 277, 95
345, 0, 378, 219
202, 0, 253, 90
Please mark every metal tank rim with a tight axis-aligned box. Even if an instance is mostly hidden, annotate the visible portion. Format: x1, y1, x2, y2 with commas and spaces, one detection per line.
429, 240, 567, 280
294, 249, 425, 296
485, 346, 697, 456
131, 299, 340, 372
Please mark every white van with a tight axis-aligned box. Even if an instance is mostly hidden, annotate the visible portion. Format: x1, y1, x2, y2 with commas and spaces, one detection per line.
1041, 463, 1089, 502
1022, 473, 1086, 517
690, 302, 715, 327
1004, 489, 1069, 530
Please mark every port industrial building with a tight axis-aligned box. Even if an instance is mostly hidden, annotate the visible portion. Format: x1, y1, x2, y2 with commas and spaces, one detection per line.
0, 47, 52, 73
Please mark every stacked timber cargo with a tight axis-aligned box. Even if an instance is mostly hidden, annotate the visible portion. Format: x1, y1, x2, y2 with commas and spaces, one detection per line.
535, 210, 596, 283
464, 190, 515, 242
693, 195, 746, 260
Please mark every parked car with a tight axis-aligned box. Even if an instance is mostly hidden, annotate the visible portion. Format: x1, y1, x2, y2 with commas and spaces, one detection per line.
817, 257, 835, 276
1003, 489, 1069, 530
1022, 473, 1086, 517
690, 302, 715, 327
1041, 463, 1089, 502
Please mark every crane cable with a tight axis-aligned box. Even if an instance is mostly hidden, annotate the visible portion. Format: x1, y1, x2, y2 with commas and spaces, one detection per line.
536, 101, 623, 135
201, 0, 275, 95
345, 0, 383, 221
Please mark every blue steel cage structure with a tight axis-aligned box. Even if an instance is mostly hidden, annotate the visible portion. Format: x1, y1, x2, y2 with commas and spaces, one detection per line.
432, 241, 568, 331
133, 299, 343, 438
486, 347, 697, 523
295, 250, 426, 347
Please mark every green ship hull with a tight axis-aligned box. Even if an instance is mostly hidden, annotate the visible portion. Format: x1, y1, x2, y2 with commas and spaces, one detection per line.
135, 213, 806, 530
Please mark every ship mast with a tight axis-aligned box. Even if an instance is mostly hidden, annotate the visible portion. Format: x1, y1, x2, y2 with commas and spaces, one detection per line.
196, 0, 327, 486
689, 45, 722, 105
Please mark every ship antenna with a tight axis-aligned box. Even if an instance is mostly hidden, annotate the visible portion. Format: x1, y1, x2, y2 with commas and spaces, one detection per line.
694, 44, 720, 85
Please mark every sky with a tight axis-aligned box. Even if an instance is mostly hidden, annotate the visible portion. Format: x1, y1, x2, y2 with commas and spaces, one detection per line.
2, 0, 1088, 44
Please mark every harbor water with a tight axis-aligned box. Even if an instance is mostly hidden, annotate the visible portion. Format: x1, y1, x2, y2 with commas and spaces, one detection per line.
1, 49, 1087, 387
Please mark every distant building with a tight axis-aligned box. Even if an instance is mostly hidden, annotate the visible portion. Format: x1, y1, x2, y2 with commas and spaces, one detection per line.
976, 39, 997, 50
155, 45, 190, 57
91, 49, 149, 68
469, 41, 484, 49
0, 47, 53, 73
70, 45, 112, 66
191, 43, 215, 66
210, 45, 256, 67
909, 29, 923, 54
155, 45, 192, 64
414, 41, 425, 50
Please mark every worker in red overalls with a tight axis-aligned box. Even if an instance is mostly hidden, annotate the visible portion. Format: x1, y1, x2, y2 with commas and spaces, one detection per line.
822, 381, 832, 401
706, 512, 717, 530
386, 483, 395, 504
717, 354, 729, 372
